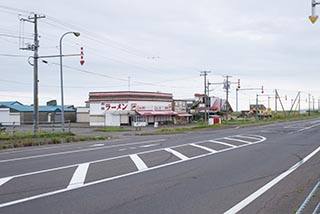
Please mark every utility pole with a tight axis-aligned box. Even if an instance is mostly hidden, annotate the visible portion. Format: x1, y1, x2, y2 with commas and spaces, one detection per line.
200, 71, 211, 123
20, 14, 46, 134
275, 89, 278, 115
224, 75, 232, 121
308, 93, 311, 116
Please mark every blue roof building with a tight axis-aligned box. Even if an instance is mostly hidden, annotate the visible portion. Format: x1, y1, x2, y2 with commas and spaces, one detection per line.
0, 101, 76, 124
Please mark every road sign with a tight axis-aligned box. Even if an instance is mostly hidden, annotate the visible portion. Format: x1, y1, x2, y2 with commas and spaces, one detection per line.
309, 15, 318, 24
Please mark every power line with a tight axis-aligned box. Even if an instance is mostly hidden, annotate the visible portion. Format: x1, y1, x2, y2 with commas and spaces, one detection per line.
0, 5, 31, 14
0, 33, 33, 40
0, 53, 29, 57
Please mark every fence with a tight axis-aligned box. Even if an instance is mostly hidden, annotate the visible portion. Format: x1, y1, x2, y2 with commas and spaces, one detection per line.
0, 121, 72, 134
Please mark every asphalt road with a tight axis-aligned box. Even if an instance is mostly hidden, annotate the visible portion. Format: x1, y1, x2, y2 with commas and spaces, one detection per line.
0, 119, 319, 214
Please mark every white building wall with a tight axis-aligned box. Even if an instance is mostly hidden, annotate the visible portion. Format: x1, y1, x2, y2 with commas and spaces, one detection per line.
0, 109, 20, 125
77, 107, 90, 123
0, 108, 10, 125
89, 100, 173, 127
9, 113, 20, 125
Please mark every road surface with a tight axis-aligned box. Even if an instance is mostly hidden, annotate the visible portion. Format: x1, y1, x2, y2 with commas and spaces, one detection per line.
0, 118, 319, 214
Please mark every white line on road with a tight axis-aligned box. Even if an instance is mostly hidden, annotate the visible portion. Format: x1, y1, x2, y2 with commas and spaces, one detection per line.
67, 163, 89, 189
0, 177, 13, 186
288, 123, 320, 135
0, 135, 267, 209
224, 137, 252, 144
118, 148, 127, 151
0, 139, 167, 163
139, 143, 159, 148
164, 148, 189, 160
90, 144, 104, 147
223, 145, 320, 214
190, 143, 217, 153
130, 154, 148, 171
209, 140, 237, 148
235, 135, 261, 141
0, 135, 267, 181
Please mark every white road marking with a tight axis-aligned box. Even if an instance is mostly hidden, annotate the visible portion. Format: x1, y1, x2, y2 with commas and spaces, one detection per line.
130, 154, 148, 171
190, 143, 217, 153
224, 137, 252, 144
0, 139, 167, 163
209, 140, 237, 148
223, 145, 320, 214
0, 177, 12, 186
164, 148, 189, 160
0, 135, 267, 208
139, 143, 159, 148
288, 123, 320, 135
90, 144, 104, 147
67, 163, 89, 189
0, 135, 267, 181
129, 147, 136, 150
118, 148, 127, 151
235, 135, 261, 141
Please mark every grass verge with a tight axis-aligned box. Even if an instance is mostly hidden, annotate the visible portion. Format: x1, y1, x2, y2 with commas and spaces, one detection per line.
96, 127, 129, 132
152, 113, 320, 134
0, 131, 117, 150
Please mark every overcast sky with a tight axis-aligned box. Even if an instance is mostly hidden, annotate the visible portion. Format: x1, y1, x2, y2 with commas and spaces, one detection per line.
1, 0, 320, 110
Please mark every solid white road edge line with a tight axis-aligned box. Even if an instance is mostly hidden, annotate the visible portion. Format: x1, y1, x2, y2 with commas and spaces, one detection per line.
130, 154, 148, 171
209, 140, 237, 148
67, 163, 90, 189
0, 136, 268, 209
164, 148, 189, 160
223, 145, 320, 214
0, 139, 166, 163
189, 143, 217, 153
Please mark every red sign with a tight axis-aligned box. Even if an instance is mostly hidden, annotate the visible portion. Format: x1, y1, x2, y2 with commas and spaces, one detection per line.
105, 103, 128, 111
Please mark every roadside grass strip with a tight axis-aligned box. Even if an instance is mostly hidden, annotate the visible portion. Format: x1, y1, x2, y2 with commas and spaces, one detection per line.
0, 134, 266, 208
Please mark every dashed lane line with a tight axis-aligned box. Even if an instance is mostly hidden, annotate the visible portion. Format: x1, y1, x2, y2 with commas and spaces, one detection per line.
90, 144, 104, 147
0, 139, 167, 163
288, 123, 320, 135
139, 144, 159, 148
130, 154, 148, 171
0, 135, 267, 180
0, 135, 267, 209
209, 140, 237, 148
189, 143, 217, 153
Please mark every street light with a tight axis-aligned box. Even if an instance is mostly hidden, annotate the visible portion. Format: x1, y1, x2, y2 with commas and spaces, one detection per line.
59, 31, 80, 132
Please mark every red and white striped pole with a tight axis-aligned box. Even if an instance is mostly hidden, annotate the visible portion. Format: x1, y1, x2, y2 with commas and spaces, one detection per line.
80, 47, 85, 65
